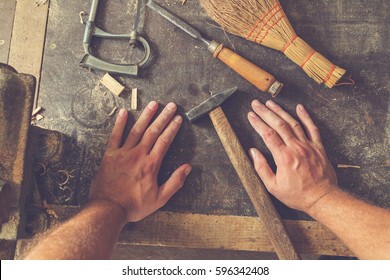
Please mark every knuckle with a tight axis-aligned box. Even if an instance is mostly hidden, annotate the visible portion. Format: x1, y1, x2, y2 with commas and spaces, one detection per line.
148, 126, 161, 137
262, 129, 277, 140
295, 145, 310, 157
157, 136, 170, 146
291, 122, 301, 130
130, 127, 143, 138
276, 120, 288, 130
142, 162, 156, 174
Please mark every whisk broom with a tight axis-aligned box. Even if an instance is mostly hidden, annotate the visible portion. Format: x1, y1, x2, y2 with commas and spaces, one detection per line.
200, 0, 346, 88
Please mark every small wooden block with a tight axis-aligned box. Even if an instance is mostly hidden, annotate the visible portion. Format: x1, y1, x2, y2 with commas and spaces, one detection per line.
131, 88, 138, 110
100, 73, 125, 96
35, 114, 44, 121
108, 107, 118, 117
337, 164, 361, 169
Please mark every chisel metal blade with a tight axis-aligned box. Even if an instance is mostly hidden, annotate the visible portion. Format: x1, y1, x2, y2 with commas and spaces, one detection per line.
146, 0, 211, 46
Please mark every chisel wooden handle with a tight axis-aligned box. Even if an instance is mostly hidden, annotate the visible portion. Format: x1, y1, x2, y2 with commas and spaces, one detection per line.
210, 43, 282, 97
209, 106, 300, 260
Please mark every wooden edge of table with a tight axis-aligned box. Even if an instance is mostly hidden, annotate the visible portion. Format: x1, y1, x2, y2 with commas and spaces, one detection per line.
121, 212, 353, 257
25, 205, 352, 258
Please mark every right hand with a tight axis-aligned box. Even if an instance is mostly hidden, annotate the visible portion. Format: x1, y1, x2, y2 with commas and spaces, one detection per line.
247, 100, 338, 213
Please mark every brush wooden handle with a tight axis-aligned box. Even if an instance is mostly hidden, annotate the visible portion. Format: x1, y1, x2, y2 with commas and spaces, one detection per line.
212, 44, 279, 96
209, 106, 301, 260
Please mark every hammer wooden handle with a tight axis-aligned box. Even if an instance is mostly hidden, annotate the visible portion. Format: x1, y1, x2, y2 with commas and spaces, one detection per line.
209, 106, 300, 260
213, 46, 277, 95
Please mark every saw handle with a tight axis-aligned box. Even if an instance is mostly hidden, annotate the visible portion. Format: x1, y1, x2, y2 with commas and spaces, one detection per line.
208, 106, 301, 260
212, 44, 278, 96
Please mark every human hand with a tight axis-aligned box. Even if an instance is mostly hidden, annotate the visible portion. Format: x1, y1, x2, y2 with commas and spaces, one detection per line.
89, 101, 192, 222
247, 100, 338, 213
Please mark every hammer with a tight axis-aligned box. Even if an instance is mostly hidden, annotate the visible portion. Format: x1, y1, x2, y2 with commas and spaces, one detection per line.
186, 87, 300, 260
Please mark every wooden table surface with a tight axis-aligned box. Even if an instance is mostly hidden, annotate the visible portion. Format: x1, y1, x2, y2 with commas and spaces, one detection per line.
36, 0, 389, 214
1, 0, 389, 258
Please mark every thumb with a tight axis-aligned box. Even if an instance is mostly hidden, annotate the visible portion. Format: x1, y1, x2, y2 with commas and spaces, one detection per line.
249, 148, 276, 190
158, 164, 192, 206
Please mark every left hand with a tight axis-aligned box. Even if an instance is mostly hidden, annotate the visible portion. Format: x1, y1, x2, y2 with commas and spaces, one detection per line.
89, 101, 192, 222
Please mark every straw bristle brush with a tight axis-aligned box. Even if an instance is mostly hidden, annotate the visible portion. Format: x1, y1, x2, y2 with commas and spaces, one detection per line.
200, 0, 347, 88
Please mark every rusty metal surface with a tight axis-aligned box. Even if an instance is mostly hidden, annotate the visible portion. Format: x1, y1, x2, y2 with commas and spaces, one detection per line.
36, 0, 389, 219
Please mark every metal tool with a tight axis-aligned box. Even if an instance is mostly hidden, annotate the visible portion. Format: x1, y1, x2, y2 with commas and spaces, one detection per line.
146, 0, 283, 97
80, 0, 151, 76
186, 87, 300, 260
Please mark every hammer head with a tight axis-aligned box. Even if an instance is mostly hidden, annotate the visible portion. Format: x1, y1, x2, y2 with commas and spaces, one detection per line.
186, 87, 238, 123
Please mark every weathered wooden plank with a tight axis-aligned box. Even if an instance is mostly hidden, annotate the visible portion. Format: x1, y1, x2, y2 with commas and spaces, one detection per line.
45, 206, 352, 257
8, 0, 49, 107
0, 0, 16, 63
120, 212, 353, 257
111, 244, 277, 260
15, 239, 277, 260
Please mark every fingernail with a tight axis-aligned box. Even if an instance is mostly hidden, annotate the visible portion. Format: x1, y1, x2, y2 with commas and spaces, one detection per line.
298, 104, 306, 112
266, 100, 276, 107
118, 108, 127, 117
184, 165, 192, 176
174, 115, 182, 123
253, 100, 268, 112
250, 149, 257, 160
166, 102, 177, 111
148, 101, 158, 110
248, 112, 257, 119
252, 100, 263, 108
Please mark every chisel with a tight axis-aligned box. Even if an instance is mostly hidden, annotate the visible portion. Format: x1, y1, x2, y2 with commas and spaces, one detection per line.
146, 0, 283, 97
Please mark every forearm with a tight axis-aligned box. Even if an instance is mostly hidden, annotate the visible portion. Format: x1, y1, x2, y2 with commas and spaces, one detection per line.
24, 200, 127, 260
307, 188, 390, 259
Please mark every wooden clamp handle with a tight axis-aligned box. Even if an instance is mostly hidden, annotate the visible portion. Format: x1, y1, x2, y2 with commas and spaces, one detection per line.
213, 45, 276, 94
209, 107, 301, 260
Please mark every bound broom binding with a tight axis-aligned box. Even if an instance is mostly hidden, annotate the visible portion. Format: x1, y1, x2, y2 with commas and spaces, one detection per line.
200, 0, 346, 88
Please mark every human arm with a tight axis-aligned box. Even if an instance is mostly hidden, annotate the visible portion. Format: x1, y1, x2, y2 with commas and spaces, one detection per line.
247, 100, 390, 260
25, 101, 192, 259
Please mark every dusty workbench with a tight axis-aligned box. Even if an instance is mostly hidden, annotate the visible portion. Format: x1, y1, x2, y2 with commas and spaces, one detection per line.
1, 0, 389, 259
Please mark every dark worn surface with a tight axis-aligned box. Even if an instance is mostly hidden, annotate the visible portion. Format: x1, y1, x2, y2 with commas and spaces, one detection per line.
0, 0, 16, 64
0, 64, 35, 259
37, 0, 389, 219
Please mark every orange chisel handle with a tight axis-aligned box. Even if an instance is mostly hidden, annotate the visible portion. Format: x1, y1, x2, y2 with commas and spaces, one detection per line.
208, 41, 283, 97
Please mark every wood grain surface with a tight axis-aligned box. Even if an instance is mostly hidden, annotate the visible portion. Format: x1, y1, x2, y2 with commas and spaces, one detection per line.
19, 206, 353, 257
8, 0, 49, 107
213, 45, 276, 94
